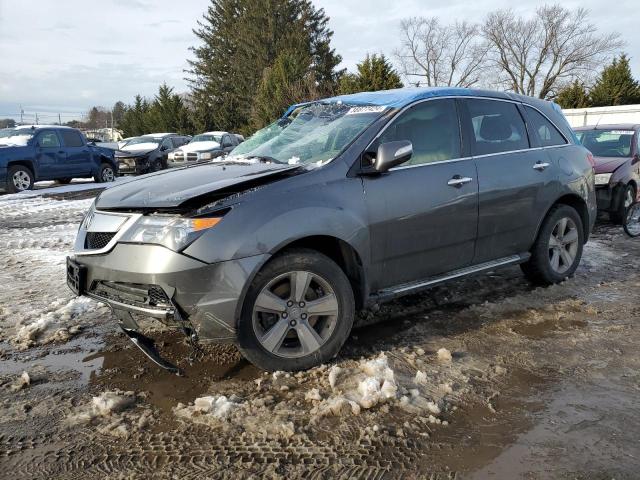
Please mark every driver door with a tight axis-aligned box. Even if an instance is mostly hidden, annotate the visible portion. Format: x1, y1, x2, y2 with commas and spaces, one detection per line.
362, 98, 479, 289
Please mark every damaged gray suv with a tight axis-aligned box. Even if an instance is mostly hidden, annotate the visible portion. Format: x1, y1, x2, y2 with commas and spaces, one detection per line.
67, 87, 596, 372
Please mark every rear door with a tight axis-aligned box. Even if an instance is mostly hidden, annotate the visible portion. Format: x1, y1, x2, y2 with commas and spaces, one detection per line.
460, 98, 560, 263
362, 98, 478, 289
34, 130, 66, 179
60, 129, 92, 176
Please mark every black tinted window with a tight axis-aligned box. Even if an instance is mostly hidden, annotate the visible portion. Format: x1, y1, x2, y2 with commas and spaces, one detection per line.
525, 106, 566, 147
38, 131, 60, 148
466, 99, 529, 155
60, 130, 84, 147
378, 99, 461, 166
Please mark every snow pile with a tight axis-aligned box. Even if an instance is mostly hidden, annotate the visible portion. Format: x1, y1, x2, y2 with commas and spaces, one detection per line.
310, 354, 400, 417
12, 297, 98, 349
437, 348, 452, 363
174, 395, 243, 423
66, 390, 150, 438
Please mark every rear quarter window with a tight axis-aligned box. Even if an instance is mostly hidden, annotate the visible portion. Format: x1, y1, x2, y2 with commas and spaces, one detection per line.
524, 106, 567, 147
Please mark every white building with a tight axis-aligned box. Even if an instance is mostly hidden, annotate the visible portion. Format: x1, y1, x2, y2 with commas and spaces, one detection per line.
563, 104, 640, 127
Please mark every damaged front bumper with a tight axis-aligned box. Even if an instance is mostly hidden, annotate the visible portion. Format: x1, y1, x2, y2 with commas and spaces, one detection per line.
67, 243, 268, 369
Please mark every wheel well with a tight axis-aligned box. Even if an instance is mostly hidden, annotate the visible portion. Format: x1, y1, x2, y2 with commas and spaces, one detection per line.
8, 160, 35, 175
553, 194, 590, 240
275, 236, 366, 309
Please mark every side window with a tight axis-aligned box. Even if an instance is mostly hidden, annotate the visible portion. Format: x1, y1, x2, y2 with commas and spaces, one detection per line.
465, 99, 529, 155
38, 131, 60, 148
222, 135, 233, 147
524, 106, 567, 147
161, 138, 173, 150
377, 99, 461, 166
60, 130, 84, 147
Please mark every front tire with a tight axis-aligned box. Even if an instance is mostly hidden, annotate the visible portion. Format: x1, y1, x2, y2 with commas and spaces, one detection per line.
521, 204, 584, 285
7, 165, 34, 193
610, 183, 635, 224
237, 248, 355, 371
94, 163, 115, 183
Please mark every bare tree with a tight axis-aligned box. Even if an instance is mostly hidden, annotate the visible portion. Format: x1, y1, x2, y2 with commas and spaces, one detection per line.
395, 17, 488, 88
482, 5, 623, 99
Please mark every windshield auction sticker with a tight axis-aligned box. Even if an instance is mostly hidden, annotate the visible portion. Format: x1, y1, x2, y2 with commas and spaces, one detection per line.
345, 106, 387, 115
609, 130, 635, 135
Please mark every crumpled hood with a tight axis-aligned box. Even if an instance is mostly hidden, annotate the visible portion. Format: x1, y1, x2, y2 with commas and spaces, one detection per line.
96, 161, 301, 209
178, 141, 221, 153
593, 156, 631, 174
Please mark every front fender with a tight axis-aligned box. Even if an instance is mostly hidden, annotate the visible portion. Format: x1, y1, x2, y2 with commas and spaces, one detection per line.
182, 176, 369, 267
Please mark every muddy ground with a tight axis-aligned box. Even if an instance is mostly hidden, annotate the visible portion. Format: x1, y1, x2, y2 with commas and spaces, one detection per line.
0, 188, 639, 479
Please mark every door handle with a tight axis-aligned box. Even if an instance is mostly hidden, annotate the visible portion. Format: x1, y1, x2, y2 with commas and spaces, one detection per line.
447, 175, 473, 187
533, 162, 550, 171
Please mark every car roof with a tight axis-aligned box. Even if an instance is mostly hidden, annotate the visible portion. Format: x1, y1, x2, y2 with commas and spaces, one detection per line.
199, 131, 228, 136
318, 86, 527, 109
143, 132, 177, 137
574, 124, 640, 131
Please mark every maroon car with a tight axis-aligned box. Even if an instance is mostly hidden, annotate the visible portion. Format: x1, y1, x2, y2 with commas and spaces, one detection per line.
575, 124, 640, 223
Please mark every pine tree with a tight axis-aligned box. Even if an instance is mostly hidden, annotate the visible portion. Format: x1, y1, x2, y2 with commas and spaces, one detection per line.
112, 101, 126, 128
555, 81, 591, 109
146, 84, 192, 134
119, 95, 150, 137
338, 54, 403, 95
590, 54, 640, 107
188, 0, 342, 134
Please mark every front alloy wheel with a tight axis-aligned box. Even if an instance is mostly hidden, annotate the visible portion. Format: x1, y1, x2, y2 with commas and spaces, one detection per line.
12, 170, 32, 191
548, 217, 579, 274
238, 248, 355, 371
101, 166, 115, 182
252, 270, 340, 358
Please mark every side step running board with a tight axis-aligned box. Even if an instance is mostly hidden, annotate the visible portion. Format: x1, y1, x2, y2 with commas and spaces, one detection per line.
119, 325, 183, 376
375, 253, 529, 302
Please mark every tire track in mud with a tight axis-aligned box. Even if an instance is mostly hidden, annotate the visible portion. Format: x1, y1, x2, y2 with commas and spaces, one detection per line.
3, 427, 456, 479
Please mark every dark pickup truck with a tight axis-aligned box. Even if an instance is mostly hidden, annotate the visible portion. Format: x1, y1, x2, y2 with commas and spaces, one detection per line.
0, 125, 117, 193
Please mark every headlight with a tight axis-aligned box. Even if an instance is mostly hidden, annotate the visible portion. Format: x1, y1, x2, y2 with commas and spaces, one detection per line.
168, 152, 175, 160
199, 152, 213, 160
120, 215, 223, 251
594, 173, 612, 186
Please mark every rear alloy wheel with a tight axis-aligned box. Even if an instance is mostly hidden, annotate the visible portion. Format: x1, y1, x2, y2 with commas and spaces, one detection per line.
238, 249, 354, 371
7, 165, 34, 193
521, 204, 584, 285
610, 184, 635, 224
95, 163, 115, 183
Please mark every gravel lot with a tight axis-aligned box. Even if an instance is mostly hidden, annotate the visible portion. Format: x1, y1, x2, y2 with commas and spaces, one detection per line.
1, 186, 639, 479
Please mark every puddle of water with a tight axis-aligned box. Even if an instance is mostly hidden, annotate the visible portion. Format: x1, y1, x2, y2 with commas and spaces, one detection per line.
512, 318, 587, 339
0, 336, 104, 384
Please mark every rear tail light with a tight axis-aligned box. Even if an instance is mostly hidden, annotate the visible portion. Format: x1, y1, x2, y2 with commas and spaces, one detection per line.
587, 152, 595, 169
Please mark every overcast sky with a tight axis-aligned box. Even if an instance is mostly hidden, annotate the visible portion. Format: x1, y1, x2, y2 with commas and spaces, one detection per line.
0, 0, 638, 123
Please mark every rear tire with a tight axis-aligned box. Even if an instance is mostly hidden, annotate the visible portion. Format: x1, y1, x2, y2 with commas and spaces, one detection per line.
609, 183, 635, 224
6, 165, 34, 193
237, 248, 355, 371
521, 204, 584, 285
94, 163, 115, 183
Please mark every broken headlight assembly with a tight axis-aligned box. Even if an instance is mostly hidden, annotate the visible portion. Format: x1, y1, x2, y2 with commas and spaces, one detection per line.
120, 215, 223, 251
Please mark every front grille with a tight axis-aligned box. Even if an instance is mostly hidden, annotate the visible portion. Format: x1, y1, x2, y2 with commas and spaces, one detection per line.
91, 281, 173, 309
187, 152, 198, 161
85, 232, 116, 250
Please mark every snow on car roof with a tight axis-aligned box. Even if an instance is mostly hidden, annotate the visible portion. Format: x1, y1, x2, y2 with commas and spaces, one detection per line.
202, 131, 228, 135
14, 124, 75, 130
144, 132, 176, 137
282, 87, 521, 117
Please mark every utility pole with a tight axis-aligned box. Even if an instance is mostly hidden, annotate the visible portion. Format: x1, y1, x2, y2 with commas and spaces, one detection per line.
35, 112, 39, 125
58, 113, 62, 125
20, 105, 23, 124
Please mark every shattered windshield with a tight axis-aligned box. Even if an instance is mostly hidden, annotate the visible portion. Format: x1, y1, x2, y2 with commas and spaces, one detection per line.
0, 128, 35, 146
576, 129, 635, 157
229, 103, 387, 165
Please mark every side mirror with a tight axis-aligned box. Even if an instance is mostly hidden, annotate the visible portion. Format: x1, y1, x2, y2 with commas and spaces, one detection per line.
373, 140, 413, 173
